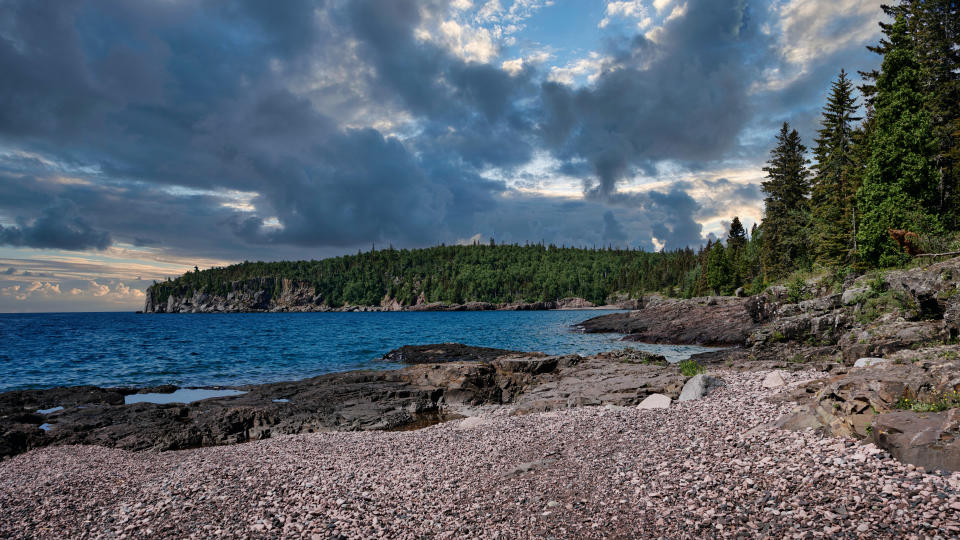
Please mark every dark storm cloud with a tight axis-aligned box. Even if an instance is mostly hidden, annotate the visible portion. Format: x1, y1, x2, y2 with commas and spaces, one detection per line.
539, 0, 775, 197
0, 201, 111, 250
0, 0, 885, 263
601, 211, 627, 246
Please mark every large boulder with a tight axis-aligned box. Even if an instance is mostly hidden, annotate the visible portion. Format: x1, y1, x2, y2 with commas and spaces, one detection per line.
636, 394, 671, 409
678, 374, 725, 402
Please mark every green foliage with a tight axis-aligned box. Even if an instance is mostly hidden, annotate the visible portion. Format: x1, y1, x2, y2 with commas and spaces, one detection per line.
811, 70, 861, 267
761, 123, 812, 279
855, 289, 916, 324
857, 15, 943, 266
148, 244, 708, 307
895, 390, 960, 412
677, 360, 705, 377
786, 276, 810, 304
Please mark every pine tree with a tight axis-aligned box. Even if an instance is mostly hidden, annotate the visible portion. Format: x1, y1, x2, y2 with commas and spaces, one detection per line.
706, 243, 732, 295
761, 123, 812, 279
811, 70, 862, 267
862, 1, 960, 230
727, 217, 747, 250
857, 14, 943, 266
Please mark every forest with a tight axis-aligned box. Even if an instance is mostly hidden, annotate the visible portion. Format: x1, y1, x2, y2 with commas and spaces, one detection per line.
149, 1, 958, 308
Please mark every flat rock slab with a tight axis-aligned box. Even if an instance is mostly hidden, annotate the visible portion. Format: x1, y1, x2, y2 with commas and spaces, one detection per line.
381, 343, 542, 364
853, 357, 889, 368
577, 296, 763, 346
872, 409, 960, 473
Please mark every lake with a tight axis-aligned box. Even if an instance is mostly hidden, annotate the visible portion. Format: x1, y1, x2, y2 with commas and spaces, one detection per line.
0, 310, 718, 392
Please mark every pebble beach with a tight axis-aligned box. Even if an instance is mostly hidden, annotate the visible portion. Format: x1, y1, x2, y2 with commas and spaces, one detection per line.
2, 369, 959, 539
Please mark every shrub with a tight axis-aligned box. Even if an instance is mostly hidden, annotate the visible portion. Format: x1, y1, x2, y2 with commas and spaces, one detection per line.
895, 391, 960, 412
678, 360, 705, 377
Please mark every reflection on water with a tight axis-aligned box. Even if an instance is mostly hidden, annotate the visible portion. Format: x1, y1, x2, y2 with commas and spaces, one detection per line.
125, 388, 247, 405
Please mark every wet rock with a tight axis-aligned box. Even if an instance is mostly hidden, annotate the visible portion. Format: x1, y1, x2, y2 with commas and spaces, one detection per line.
381, 343, 539, 364
678, 374, 725, 402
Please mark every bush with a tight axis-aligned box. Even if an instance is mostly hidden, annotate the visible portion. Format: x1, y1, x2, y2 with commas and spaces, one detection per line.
895, 391, 960, 412
678, 360, 705, 377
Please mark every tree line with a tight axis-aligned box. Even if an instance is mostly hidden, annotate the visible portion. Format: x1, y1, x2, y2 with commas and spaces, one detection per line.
150, 1, 958, 306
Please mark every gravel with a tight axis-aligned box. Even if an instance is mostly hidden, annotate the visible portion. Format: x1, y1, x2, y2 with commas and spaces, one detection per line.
2, 369, 959, 539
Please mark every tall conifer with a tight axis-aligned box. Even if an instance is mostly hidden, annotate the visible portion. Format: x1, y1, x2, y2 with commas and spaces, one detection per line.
761, 123, 811, 279
857, 14, 942, 266
811, 70, 861, 267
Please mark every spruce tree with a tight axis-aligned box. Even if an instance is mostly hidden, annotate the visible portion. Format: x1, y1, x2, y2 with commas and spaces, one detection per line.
811, 70, 862, 267
727, 217, 747, 250
862, 1, 960, 230
857, 14, 942, 266
761, 123, 811, 279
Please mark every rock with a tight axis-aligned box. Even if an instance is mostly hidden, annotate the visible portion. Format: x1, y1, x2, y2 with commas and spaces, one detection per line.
381, 343, 539, 364
853, 357, 889, 368
0, 344, 690, 459
636, 394, 671, 409
455, 417, 491, 430
578, 296, 762, 345
678, 374, 725, 402
762, 371, 786, 388
841, 286, 870, 306
872, 409, 960, 473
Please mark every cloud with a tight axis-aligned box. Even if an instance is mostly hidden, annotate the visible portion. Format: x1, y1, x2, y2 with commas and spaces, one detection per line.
0, 201, 111, 250
599, 1, 648, 29
0, 0, 888, 294
1, 281, 61, 301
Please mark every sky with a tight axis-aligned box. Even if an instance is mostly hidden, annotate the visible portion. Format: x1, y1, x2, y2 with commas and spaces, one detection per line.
0, 0, 889, 312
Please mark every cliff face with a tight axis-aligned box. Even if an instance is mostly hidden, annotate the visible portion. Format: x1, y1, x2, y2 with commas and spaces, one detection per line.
144, 278, 329, 313
143, 278, 610, 313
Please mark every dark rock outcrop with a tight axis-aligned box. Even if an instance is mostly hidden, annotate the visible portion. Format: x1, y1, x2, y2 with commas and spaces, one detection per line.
872, 409, 960, 473
0, 345, 691, 459
577, 296, 760, 345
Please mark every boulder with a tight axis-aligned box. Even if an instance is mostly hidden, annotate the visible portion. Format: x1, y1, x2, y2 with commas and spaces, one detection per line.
853, 357, 889, 368
636, 394, 671, 409
872, 409, 960, 473
678, 374, 725, 402
762, 371, 786, 389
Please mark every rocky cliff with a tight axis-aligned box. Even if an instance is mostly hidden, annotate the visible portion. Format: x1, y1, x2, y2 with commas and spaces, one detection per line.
143, 277, 618, 313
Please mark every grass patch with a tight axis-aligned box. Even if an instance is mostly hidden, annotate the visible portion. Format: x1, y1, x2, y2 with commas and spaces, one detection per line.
678, 359, 705, 377
855, 290, 917, 324
895, 390, 960, 412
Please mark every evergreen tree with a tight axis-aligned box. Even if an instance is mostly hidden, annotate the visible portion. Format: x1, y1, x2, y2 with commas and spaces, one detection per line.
727, 217, 747, 250
705, 243, 732, 295
811, 70, 862, 267
761, 123, 812, 279
857, 14, 943, 266
862, 1, 960, 230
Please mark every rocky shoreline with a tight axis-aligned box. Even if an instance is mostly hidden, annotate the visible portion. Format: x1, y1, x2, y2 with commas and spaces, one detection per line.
0, 344, 697, 459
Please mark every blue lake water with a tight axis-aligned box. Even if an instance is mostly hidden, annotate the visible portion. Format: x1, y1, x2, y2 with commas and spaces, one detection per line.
0, 311, 718, 392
